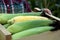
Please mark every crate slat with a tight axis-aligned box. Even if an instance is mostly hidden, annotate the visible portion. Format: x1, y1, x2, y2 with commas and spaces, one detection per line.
0, 24, 60, 40
0, 24, 11, 40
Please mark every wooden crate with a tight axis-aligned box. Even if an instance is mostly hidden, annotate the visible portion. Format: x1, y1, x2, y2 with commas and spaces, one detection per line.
0, 24, 60, 40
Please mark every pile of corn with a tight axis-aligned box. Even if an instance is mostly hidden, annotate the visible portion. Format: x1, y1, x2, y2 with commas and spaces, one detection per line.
0, 12, 54, 40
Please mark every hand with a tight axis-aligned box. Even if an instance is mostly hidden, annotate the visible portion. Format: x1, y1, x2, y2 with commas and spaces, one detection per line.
43, 8, 52, 15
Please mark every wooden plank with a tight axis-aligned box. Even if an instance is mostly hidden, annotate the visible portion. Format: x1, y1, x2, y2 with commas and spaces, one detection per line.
17, 30, 60, 40
0, 24, 11, 40
0, 24, 60, 40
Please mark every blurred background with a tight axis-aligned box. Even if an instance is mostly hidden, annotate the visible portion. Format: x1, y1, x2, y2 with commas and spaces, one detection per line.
28, 0, 60, 18
0, 0, 60, 17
